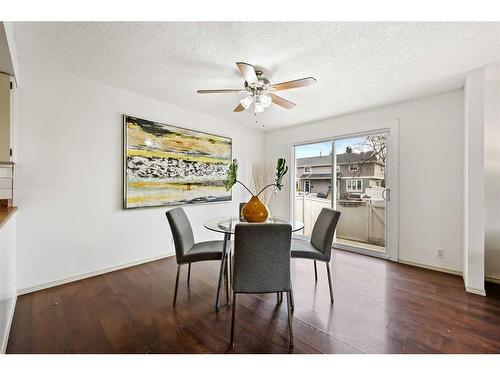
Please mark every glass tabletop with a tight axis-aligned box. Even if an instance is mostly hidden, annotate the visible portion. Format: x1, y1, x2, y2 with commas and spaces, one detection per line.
204, 216, 304, 234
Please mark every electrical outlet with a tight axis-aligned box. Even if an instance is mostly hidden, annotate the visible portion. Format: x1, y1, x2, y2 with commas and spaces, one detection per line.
437, 249, 445, 259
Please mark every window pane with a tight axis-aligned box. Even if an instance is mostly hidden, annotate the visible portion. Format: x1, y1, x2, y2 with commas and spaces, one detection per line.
294, 141, 332, 237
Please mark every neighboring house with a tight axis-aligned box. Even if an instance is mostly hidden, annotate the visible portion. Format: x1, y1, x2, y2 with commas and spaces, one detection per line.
296, 154, 333, 197
296, 151, 385, 199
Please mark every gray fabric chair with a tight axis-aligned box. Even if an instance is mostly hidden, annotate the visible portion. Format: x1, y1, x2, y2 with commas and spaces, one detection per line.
165, 207, 228, 308
239, 202, 246, 221
230, 223, 294, 347
291, 208, 341, 304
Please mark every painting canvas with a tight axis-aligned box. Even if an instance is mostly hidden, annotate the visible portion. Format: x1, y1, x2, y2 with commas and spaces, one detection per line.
123, 115, 232, 209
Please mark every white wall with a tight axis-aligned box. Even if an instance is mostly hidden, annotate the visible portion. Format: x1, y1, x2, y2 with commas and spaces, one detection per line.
485, 72, 500, 281
265, 90, 464, 273
15, 63, 264, 292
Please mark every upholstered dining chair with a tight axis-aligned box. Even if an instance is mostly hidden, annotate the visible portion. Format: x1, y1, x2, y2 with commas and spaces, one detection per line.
291, 208, 341, 306
239, 202, 246, 221
230, 223, 294, 347
165, 207, 228, 308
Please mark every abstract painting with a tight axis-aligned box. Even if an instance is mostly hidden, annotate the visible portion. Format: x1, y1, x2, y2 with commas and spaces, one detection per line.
123, 115, 232, 209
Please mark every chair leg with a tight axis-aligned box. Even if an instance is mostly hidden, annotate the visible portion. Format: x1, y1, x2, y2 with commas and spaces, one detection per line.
289, 281, 295, 311
225, 257, 229, 304
286, 291, 294, 347
187, 263, 191, 285
216, 233, 230, 310
230, 250, 234, 285
230, 292, 237, 347
313, 260, 318, 282
173, 265, 181, 306
215, 252, 226, 311
326, 261, 334, 303
277, 292, 283, 304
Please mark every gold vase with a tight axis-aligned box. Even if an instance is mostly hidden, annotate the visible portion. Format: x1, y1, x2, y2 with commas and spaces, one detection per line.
241, 195, 270, 223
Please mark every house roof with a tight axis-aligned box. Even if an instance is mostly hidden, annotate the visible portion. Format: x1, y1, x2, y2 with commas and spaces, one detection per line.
337, 151, 377, 164
297, 152, 377, 167
296, 155, 332, 167
298, 173, 332, 179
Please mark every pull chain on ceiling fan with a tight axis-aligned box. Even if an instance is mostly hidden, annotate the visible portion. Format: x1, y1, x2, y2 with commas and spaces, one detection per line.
197, 62, 316, 113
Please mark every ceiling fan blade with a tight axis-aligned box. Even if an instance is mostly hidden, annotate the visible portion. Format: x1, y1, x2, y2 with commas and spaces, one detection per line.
233, 103, 245, 112
236, 62, 258, 85
270, 94, 296, 109
197, 89, 243, 94
269, 77, 317, 91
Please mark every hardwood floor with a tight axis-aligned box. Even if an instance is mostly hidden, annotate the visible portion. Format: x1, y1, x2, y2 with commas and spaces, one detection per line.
7, 250, 500, 354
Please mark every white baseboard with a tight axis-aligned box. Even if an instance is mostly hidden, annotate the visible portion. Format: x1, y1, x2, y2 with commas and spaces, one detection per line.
1, 295, 17, 354
466, 286, 486, 296
364, 256, 500, 287
17, 251, 175, 296
485, 276, 500, 285
397, 259, 462, 276
398, 260, 492, 296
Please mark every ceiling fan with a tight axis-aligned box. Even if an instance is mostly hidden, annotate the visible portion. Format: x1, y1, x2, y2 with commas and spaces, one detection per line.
197, 62, 316, 113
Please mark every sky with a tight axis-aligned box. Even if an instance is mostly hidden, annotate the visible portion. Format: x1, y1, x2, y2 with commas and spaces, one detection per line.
295, 136, 370, 158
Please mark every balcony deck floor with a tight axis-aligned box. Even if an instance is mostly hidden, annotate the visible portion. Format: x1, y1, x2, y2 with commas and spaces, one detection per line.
336, 238, 386, 253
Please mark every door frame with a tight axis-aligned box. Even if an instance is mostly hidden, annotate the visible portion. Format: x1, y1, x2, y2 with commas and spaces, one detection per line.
289, 119, 399, 262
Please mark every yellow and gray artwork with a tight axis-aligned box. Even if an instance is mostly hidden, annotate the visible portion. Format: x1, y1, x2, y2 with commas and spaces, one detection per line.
123, 115, 232, 208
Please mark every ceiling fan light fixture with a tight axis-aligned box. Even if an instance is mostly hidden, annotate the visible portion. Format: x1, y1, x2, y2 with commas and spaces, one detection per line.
240, 95, 253, 110
260, 94, 272, 108
197, 62, 314, 116
254, 100, 264, 113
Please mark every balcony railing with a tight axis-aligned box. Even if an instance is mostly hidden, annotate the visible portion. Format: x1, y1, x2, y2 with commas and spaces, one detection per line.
295, 193, 385, 248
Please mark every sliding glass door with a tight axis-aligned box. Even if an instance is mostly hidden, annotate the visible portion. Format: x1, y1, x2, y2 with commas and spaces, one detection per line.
333, 132, 388, 256
292, 126, 397, 260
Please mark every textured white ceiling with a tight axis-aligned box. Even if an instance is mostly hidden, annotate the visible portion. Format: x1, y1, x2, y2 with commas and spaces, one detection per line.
13, 22, 500, 130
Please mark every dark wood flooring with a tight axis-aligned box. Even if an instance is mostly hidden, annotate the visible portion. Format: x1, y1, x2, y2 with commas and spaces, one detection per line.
6, 250, 500, 354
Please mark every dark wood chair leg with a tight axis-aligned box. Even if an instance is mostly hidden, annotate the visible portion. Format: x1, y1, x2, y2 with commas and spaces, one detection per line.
187, 263, 191, 285
287, 291, 294, 347
326, 261, 334, 303
289, 282, 295, 311
173, 265, 181, 306
230, 292, 237, 347
314, 260, 318, 282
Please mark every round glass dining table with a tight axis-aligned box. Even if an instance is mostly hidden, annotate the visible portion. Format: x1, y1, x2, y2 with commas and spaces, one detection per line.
204, 216, 305, 235
203, 216, 304, 309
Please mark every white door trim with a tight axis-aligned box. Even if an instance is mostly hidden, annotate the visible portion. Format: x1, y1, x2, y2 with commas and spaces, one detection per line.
385, 120, 399, 261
